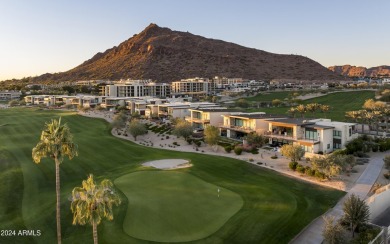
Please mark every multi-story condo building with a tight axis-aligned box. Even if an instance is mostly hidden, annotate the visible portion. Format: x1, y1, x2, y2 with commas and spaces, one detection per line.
102, 80, 170, 98
213, 77, 246, 89
0, 91, 22, 101
171, 77, 214, 97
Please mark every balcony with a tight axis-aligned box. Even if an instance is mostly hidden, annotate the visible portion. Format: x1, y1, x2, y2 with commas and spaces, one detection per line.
186, 116, 210, 123
219, 123, 255, 133
264, 131, 297, 141
158, 111, 168, 116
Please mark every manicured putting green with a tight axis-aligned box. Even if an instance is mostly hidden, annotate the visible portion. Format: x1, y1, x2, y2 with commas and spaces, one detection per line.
115, 171, 243, 242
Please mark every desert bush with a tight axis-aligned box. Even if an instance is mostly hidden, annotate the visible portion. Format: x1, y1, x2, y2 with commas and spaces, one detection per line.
234, 145, 243, 155
224, 145, 232, 153
315, 170, 326, 180
296, 164, 305, 174
384, 155, 390, 169
289, 161, 298, 171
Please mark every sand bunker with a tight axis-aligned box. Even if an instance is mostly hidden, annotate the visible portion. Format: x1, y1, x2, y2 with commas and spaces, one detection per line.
142, 159, 192, 169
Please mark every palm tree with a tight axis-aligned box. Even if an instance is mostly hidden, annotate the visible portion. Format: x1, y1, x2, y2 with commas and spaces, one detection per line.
319, 105, 330, 118
32, 118, 78, 244
305, 103, 318, 115
287, 107, 296, 118
71, 175, 121, 244
295, 104, 306, 118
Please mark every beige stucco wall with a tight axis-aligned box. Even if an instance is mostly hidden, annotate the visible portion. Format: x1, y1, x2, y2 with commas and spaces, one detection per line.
366, 184, 390, 221
208, 112, 225, 127
320, 129, 333, 153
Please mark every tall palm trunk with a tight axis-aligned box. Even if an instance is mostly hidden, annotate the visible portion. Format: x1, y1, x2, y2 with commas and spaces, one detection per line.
93, 221, 98, 244
55, 158, 62, 244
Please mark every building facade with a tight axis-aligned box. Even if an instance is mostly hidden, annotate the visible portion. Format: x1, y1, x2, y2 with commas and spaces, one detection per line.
102, 80, 170, 98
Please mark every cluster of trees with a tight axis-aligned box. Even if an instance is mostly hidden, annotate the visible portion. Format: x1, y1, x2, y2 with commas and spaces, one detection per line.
346, 99, 390, 135
310, 154, 355, 179
111, 111, 148, 140
172, 119, 193, 140
287, 103, 330, 118
32, 118, 121, 244
377, 88, 390, 102
280, 144, 305, 163
281, 144, 355, 179
323, 194, 371, 243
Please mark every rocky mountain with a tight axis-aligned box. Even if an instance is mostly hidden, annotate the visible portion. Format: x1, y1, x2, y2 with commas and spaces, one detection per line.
30, 23, 343, 83
328, 65, 390, 78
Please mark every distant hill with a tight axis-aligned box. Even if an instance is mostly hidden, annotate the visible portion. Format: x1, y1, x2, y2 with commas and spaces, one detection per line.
328, 65, 390, 78
20, 23, 344, 83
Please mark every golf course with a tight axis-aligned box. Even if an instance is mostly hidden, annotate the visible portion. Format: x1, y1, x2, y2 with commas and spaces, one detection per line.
0, 108, 345, 243
245, 90, 375, 121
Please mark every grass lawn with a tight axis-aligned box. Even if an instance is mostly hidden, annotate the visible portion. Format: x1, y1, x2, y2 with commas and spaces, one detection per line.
0, 108, 345, 243
115, 171, 243, 242
246, 90, 375, 121
245, 91, 293, 102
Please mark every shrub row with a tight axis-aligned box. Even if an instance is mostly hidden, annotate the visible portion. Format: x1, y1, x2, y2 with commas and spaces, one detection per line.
289, 162, 325, 179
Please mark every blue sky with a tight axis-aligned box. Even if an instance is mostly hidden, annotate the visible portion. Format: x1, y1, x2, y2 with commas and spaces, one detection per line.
0, 0, 389, 80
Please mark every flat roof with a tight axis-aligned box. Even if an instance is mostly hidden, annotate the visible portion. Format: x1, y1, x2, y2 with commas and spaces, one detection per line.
226, 113, 286, 119
270, 118, 315, 126
303, 124, 334, 130
191, 108, 239, 112
316, 121, 357, 126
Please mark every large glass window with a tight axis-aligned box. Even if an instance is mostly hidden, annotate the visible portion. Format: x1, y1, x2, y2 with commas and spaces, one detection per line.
234, 119, 243, 126
333, 130, 342, 137
305, 129, 317, 140
333, 143, 341, 149
304, 145, 312, 152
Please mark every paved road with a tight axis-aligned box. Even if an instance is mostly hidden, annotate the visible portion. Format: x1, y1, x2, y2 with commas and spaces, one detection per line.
290, 152, 387, 244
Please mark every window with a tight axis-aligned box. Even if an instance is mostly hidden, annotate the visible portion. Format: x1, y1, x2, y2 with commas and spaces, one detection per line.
333, 143, 341, 149
234, 119, 243, 126
349, 128, 352, 137
304, 145, 312, 152
305, 129, 318, 140
327, 144, 330, 149
333, 130, 342, 137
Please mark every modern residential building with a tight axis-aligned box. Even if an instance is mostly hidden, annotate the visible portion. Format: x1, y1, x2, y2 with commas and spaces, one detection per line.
185, 108, 236, 129
311, 119, 358, 150
265, 118, 358, 154
218, 112, 358, 154
156, 102, 221, 119
102, 79, 170, 97
25, 95, 104, 108
171, 77, 214, 97
219, 113, 283, 140
0, 91, 22, 101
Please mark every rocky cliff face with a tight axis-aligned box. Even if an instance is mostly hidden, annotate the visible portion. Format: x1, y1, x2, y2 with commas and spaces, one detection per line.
328, 65, 390, 78
31, 23, 343, 83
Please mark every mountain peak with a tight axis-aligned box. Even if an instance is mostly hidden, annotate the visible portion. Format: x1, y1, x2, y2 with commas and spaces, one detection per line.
328, 65, 390, 77
29, 24, 344, 83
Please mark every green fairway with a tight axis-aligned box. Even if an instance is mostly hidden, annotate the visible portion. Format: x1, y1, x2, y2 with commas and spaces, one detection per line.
245, 91, 292, 102
246, 90, 375, 121
0, 108, 345, 243
115, 171, 243, 242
